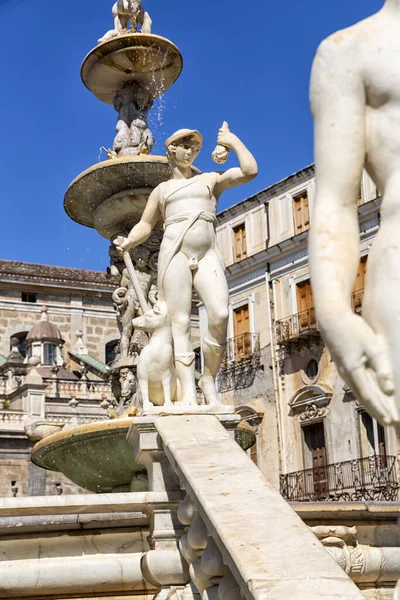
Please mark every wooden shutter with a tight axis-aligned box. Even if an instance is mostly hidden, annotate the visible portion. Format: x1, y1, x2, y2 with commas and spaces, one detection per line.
234, 305, 250, 337
296, 280, 314, 313
303, 423, 328, 499
233, 224, 247, 262
233, 304, 250, 359
293, 192, 310, 234
353, 256, 368, 292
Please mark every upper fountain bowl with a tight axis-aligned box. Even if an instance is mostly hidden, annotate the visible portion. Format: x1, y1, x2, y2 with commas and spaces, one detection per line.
81, 33, 183, 105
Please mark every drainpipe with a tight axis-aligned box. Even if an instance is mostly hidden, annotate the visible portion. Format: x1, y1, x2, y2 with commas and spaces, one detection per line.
265, 269, 285, 482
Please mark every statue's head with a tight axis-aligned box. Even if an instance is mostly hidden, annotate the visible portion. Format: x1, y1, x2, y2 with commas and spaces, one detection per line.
165, 129, 203, 167
133, 246, 150, 271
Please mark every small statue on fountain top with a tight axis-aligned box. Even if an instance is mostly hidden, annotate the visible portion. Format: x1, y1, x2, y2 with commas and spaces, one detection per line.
99, 0, 152, 44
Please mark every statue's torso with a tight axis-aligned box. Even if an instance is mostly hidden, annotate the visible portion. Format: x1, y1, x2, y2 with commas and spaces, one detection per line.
347, 13, 400, 200
157, 173, 219, 261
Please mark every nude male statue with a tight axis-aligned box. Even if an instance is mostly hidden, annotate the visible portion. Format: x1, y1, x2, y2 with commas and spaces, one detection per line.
115, 126, 257, 405
309, 0, 400, 427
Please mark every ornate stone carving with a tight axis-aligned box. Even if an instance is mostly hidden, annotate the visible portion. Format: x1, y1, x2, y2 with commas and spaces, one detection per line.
298, 402, 329, 422
111, 83, 154, 157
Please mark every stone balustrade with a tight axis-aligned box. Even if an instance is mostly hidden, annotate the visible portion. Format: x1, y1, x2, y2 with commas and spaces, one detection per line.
127, 411, 364, 600
43, 377, 111, 400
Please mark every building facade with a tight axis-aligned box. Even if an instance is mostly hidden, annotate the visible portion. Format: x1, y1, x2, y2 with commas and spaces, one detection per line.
0, 261, 120, 497
213, 165, 399, 501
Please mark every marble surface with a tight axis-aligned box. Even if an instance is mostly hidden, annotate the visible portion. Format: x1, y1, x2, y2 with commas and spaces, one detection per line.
31, 419, 146, 493
309, 0, 400, 428
156, 416, 364, 599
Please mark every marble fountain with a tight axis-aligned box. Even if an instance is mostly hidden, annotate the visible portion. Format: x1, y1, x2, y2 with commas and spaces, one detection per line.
11, 2, 382, 599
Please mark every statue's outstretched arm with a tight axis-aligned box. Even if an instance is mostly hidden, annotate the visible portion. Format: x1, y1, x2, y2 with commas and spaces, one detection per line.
114, 187, 160, 253
309, 36, 396, 424
214, 129, 257, 195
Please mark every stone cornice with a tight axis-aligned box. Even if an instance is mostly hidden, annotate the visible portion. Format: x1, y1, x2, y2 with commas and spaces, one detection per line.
217, 164, 315, 226
0, 260, 113, 291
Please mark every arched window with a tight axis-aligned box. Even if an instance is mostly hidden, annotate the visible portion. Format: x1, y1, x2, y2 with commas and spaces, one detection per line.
11, 332, 28, 358
43, 344, 57, 365
106, 340, 119, 365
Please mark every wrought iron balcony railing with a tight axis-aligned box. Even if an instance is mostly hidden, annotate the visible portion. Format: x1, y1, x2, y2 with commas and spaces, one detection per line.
218, 333, 261, 392
223, 332, 261, 365
275, 308, 318, 344
280, 455, 399, 502
276, 290, 365, 345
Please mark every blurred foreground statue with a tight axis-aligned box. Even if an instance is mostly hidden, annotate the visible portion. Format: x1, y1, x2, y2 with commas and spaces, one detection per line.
115, 124, 257, 407
309, 0, 400, 427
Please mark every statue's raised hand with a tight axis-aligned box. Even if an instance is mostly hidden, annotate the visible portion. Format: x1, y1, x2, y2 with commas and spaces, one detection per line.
324, 312, 398, 426
217, 123, 236, 149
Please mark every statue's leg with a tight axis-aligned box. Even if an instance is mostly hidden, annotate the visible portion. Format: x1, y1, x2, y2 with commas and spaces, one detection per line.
162, 373, 173, 407
163, 252, 197, 405
193, 250, 229, 405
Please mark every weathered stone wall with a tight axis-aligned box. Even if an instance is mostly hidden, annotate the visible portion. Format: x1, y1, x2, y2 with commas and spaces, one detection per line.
0, 293, 119, 365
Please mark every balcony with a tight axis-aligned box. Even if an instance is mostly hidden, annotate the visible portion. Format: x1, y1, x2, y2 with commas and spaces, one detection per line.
280, 455, 399, 502
224, 332, 260, 365
276, 308, 318, 345
276, 290, 365, 346
218, 333, 261, 393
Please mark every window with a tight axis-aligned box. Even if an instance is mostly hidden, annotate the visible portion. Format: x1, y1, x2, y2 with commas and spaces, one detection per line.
293, 191, 310, 234
43, 343, 57, 365
233, 304, 251, 359
354, 256, 368, 292
11, 332, 28, 358
296, 280, 314, 310
296, 280, 316, 331
302, 422, 328, 499
194, 347, 202, 373
305, 359, 319, 382
233, 223, 247, 263
352, 256, 368, 312
106, 340, 119, 365
359, 411, 386, 458
21, 293, 37, 303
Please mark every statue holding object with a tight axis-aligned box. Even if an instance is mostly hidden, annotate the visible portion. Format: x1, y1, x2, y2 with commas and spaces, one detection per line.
115, 124, 258, 406
99, 0, 152, 44
309, 0, 400, 428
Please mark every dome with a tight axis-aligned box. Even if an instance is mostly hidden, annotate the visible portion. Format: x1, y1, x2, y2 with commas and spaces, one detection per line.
26, 306, 63, 344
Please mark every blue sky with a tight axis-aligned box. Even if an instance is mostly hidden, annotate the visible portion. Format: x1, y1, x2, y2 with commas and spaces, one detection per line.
0, 0, 382, 271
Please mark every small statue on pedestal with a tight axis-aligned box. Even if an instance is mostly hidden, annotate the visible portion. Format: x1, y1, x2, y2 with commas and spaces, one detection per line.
99, 0, 152, 44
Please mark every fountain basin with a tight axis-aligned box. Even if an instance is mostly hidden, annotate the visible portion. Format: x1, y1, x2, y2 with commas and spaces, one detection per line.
31, 419, 147, 493
64, 155, 170, 236
81, 33, 183, 105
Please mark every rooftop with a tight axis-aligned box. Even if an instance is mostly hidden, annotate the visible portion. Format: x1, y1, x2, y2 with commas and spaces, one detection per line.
0, 260, 112, 289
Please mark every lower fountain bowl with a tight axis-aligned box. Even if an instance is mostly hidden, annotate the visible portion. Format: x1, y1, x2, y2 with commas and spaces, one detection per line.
31, 419, 147, 493
64, 155, 171, 238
